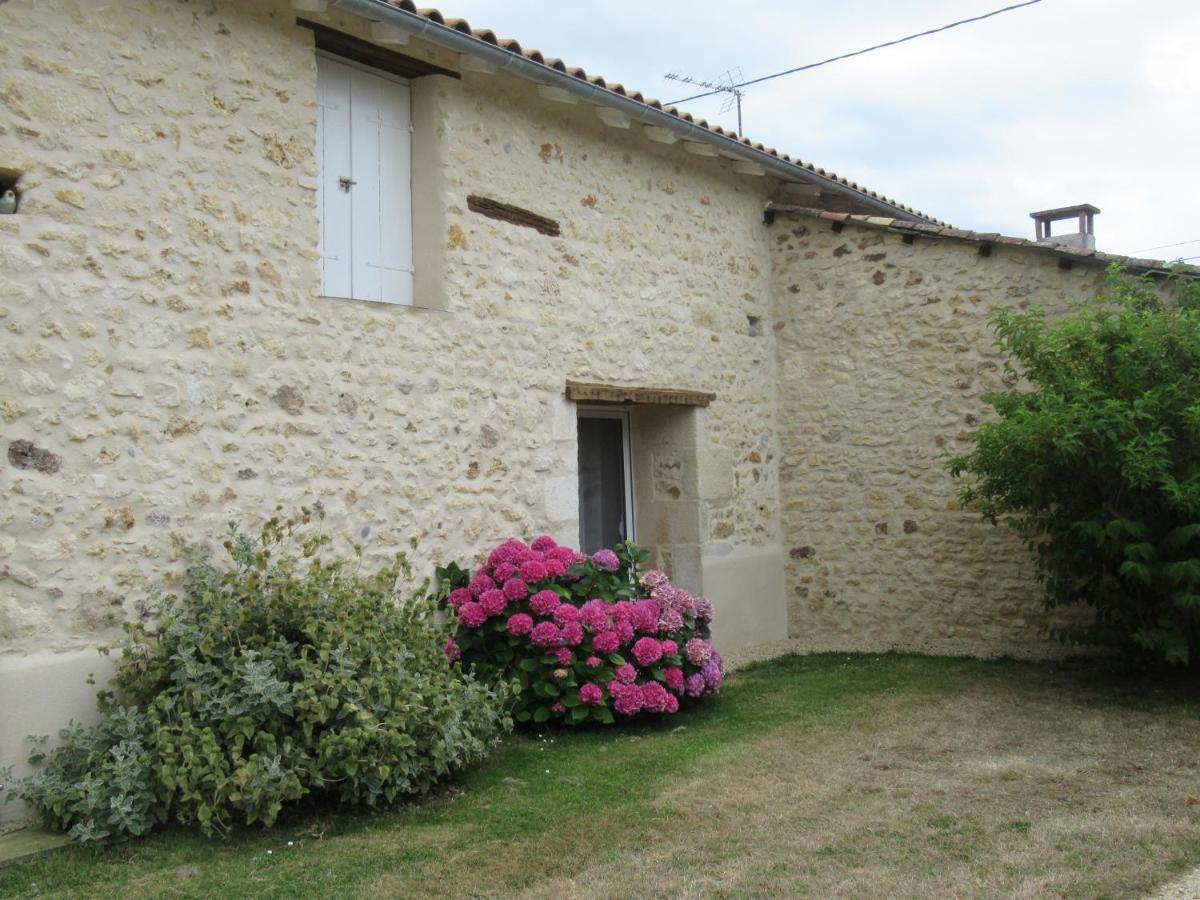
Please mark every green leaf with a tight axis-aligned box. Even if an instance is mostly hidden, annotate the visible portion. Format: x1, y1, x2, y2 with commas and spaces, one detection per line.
532, 706, 551, 724
1164, 523, 1200, 550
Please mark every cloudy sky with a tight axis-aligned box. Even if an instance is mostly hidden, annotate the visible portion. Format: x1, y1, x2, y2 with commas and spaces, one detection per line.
433, 0, 1200, 259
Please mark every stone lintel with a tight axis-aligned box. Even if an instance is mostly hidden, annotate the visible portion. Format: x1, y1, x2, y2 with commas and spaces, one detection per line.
565, 380, 715, 407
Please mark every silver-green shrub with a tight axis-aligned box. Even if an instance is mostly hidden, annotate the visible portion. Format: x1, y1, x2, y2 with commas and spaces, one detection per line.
3, 509, 511, 842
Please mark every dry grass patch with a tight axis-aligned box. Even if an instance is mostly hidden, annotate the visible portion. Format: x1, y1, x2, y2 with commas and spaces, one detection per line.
526, 673, 1200, 899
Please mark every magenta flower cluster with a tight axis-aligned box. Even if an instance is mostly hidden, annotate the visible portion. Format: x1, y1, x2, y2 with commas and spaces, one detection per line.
445, 536, 723, 724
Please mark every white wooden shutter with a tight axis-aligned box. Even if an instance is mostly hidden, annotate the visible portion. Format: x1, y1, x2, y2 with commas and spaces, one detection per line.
375, 77, 414, 305
316, 55, 413, 305
316, 56, 353, 299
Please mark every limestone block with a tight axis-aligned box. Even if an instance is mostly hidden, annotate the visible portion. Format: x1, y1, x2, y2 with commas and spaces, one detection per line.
697, 446, 733, 501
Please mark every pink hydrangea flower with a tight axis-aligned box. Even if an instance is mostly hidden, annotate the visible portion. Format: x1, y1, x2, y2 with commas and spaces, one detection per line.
548, 546, 578, 564
502, 578, 529, 601
530, 621, 564, 648
579, 683, 604, 706
562, 621, 584, 646
592, 549, 620, 572
632, 637, 663, 667
506, 613, 534, 636
553, 603, 581, 625
580, 599, 610, 632
530, 590, 559, 617
448, 587, 472, 609
443, 637, 461, 662
655, 585, 696, 617
658, 609, 684, 633
615, 663, 637, 684
543, 558, 567, 579
661, 640, 678, 658
615, 621, 635, 644
633, 601, 661, 634
554, 647, 574, 666
458, 602, 487, 628
519, 559, 548, 582
694, 598, 714, 622
610, 601, 634, 622
592, 630, 621, 654
585, 655, 602, 668
609, 682, 643, 716
686, 638, 712, 667
479, 589, 507, 617
641, 681, 670, 713
468, 574, 495, 597
551, 701, 566, 715
663, 667, 685, 693
531, 535, 558, 552
487, 539, 528, 568
640, 569, 669, 589
665, 694, 679, 713
492, 562, 518, 583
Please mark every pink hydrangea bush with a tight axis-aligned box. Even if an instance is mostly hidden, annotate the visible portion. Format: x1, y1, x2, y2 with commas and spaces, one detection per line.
439, 538, 722, 725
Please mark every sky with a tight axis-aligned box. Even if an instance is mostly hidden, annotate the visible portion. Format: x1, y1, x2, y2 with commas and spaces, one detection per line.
428, 0, 1200, 259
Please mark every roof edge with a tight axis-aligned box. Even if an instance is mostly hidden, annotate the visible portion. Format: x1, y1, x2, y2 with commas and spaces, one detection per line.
768, 204, 1200, 277
331, 0, 944, 224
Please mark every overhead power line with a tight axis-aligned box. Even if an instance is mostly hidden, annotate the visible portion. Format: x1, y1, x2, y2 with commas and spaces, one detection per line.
667, 0, 1045, 106
1130, 238, 1200, 254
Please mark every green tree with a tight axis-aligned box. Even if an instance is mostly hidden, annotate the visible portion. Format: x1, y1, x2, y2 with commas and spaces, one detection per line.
949, 266, 1200, 666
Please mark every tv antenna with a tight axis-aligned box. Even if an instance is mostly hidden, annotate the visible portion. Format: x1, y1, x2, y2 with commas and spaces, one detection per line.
664, 68, 746, 134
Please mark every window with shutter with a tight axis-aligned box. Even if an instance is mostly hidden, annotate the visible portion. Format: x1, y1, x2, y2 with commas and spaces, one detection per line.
315, 53, 414, 305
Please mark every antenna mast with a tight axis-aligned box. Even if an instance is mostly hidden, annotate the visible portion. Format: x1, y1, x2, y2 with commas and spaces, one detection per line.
664, 68, 745, 134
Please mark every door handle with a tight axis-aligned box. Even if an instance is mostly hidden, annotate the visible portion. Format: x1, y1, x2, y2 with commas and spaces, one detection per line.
338, 176, 356, 192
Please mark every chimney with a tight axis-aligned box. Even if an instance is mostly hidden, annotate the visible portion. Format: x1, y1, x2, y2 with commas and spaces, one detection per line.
1030, 204, 1100, 250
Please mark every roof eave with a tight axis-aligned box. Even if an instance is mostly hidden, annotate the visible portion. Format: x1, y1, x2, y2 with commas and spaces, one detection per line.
767, 204, 1200, 278
329, 0, 941, 224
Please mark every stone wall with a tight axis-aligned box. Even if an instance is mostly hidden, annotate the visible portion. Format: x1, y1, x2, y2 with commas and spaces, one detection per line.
1, 0, 1148, 823
0, 1, 791, 812
770, 213, 1111, 657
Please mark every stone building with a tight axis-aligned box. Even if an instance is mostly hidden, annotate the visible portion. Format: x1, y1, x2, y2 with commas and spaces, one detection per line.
0, 0, 1184, 818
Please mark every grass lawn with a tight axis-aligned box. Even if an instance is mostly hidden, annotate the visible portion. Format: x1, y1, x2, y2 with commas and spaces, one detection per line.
2, 653, 1199, 898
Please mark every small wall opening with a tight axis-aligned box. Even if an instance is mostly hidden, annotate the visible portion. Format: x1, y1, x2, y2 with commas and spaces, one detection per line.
0, 168, 22, 214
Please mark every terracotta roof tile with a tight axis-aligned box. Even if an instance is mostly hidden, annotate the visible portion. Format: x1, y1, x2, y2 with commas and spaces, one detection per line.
376, 1, 942, 223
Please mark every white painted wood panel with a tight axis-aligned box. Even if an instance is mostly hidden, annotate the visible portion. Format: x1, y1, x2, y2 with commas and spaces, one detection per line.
350, 67, 383, 303
316, 56, 353, 299
377, 78, 413, 305
316, 54, 413, 305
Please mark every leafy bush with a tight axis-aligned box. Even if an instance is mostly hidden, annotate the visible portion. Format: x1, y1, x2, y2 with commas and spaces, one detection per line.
6, 708, 157, 844
3, 510, 511, 842
949, 267, 1200, 666
439, 536, 723, 725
